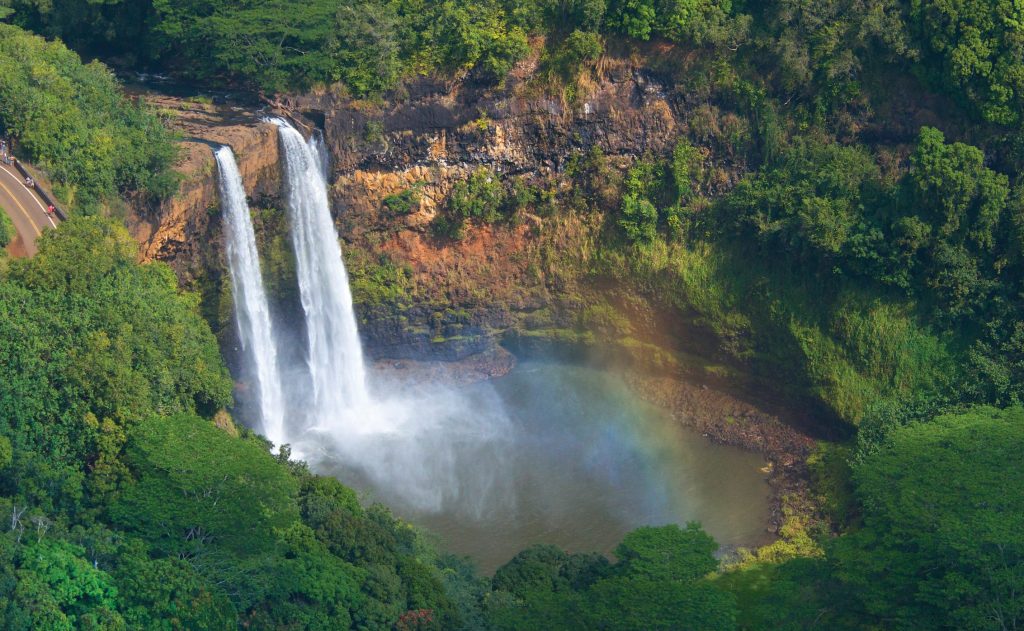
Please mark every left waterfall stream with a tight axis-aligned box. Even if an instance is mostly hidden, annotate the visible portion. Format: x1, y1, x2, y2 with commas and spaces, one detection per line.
216, 146, 286, 449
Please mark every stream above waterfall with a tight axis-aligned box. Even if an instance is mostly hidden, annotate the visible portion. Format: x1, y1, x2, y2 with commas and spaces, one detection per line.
317, 360, 773, 574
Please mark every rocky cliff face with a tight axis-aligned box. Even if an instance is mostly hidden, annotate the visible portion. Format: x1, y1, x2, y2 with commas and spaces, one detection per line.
274, 56, 737, 365
130, 56, 738, 370
127, 96, 282, 282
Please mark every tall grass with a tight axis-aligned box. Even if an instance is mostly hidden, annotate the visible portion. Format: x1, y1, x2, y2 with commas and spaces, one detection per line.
604, 238, 962, 426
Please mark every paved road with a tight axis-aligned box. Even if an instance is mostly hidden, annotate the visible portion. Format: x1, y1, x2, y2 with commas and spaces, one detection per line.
0, 162, 58, 257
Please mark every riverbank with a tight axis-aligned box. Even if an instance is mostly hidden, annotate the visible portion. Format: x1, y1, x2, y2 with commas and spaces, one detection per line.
623, 371, 817, 541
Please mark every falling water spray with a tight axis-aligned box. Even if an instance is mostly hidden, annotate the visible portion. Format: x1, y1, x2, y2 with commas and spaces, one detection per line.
270, 118, 512, 515
271, 119, 370, 434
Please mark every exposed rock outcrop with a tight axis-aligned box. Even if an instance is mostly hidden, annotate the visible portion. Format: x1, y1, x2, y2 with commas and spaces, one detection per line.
126, 53, 755, 376
126, 96, 282, 282
275, 64, 718, 363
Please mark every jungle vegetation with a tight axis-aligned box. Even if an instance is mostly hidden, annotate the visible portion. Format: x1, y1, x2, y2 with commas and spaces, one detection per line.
0, 1, 1022, 629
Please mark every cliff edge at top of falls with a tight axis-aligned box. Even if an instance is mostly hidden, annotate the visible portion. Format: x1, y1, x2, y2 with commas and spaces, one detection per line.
127, 53, 696, 278
125, 53, 724, 367
276, 55, 740, 365
125, 92, 282, 278
119, 56, 761, 389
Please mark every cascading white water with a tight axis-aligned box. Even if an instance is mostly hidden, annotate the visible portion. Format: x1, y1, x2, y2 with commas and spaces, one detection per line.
217, 119, 770, 571
272, 119, 370, 433
310, 129, 330, 181
215, 146, 286, 448
269, 118, 512, 515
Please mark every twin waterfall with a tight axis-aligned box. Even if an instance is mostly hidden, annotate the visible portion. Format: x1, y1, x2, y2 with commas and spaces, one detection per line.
218, 122, 511, 515
216, 120, 368, 450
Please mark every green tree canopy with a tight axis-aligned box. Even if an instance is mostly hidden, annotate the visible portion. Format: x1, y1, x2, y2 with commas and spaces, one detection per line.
908, 0, 1024, 125
0, 537, 124, 630
0, 24, 178, 213
487, 524, 736, 631
111, 414, 299, 562
0, 218, 231, 513
833, 406, 1024, 629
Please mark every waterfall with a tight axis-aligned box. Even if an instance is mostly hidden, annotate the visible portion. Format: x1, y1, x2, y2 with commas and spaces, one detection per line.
272, 119, 369, 433
263, 118, 512, 514
310, 129, 330, 181
215, 146, 286, 448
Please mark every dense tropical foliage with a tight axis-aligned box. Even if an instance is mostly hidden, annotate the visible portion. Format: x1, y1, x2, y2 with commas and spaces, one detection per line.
0, 219, 479, 629
0, 24, 178, 214
1, 0, 1022, 629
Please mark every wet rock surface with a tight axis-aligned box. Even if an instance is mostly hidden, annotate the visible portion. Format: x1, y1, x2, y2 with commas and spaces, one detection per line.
125, 92, 282, 281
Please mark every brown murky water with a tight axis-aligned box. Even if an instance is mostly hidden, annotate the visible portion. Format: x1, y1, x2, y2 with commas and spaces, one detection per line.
328, 361, 772, 574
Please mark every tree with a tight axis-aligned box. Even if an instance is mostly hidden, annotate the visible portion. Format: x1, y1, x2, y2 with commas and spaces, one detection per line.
606, 0, 736, 44
608, 0, 657, 39
653, 0, 737, 45
152, 0, 339, 92
620, 194, 659, 243
429, 1, 530, 80
907, 127, 1007, 252
435, 168, 509, 238
242, 523, 365, 630
547, 29, 604, 80
487, 524, 736, 631
6, 0, 159, 63
758, 0, 911, 100
618, 158, 670, 244
113, 548, 237, 630
333, 1, 403, 96
2, 538, 124, 630
893, 127, 1009, 321
908, 0, 1024, 125
563, 0, 608, 31
492, 544, 610, 598
110, 414, 299, 563
717, 138, 884, 270
0, 219, 231, 514
614, 524, 719, 582
833, 406, 1024, 629
580, 524, 735, 630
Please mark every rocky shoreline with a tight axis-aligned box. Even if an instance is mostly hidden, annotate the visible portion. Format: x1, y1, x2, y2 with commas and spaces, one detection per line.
622, 371, 817, 541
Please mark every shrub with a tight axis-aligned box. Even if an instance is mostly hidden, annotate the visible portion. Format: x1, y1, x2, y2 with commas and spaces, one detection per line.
383, 185, 423, 215
548, 29, 604, 80
619, 194, 659, 244
433, 168, 508, 238
0, 209, 13, 249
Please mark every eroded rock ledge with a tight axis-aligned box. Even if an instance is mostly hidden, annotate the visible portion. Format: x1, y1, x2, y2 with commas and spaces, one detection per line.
126, 94, 282, 281
129, 60, 718, 365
